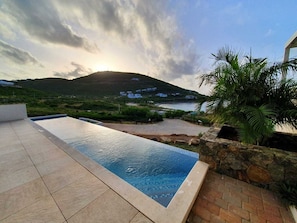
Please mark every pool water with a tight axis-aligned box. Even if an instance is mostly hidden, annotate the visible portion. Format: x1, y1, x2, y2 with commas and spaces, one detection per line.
35, 117, 198, 207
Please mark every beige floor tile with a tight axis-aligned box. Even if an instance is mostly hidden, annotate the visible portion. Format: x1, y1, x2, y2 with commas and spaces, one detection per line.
0, 124, 15, 139
0, 195, 65, 223
0, 135, 20, 148
20, 135, 59, 156
35, 155, 75, 176
0, 142, 24, 156
0, 178, 49, 220
53, 173, 109, 219
29, 147, 68, 165
42, 162, 88, 193
130, 212, 154, 223
11, 121, 39, 136
13, 131, 41, 142
0, 165, 40, 193
68, 189, 138, 223
0, 147, 27, 161
0, 150, 32, 172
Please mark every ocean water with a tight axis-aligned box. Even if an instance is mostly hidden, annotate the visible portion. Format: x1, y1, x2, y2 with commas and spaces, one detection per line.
157, 102, 207, 112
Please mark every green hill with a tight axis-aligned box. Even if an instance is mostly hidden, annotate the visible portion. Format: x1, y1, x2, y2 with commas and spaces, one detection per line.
17, 71, 203, 100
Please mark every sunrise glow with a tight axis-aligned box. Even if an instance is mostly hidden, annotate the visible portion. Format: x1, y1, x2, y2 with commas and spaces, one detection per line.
93, 64, 111, 72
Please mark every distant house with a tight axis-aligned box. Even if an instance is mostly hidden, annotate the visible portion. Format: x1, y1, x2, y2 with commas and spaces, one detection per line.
155, 93, 168, 98
147, 87, 157, 92
127, 93, 142, 99
136, 87, 157, 93
120, 91, 127, 96
185, 95, 196, 99
0, 80, 14, 86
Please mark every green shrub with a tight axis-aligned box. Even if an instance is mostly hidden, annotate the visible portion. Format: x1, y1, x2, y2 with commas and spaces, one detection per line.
147, 111, 163, 122
165, 110, 187, 118
278, 181, 297, 207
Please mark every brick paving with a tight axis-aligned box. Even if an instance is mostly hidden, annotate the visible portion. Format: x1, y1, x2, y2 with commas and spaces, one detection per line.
188, 171, 295, 223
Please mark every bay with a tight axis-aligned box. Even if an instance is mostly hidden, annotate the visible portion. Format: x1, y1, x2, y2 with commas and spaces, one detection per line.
157, 102, 206, 112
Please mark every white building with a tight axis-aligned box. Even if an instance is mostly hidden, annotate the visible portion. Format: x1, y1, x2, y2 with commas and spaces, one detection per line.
283, 31, 297, 79
0, 80, 14, 86
127, 93, 142, 99
155, 93, 168, 98
185, 95, 196, 99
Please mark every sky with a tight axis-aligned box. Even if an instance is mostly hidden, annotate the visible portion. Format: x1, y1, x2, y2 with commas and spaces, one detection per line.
0, 0, 297, 95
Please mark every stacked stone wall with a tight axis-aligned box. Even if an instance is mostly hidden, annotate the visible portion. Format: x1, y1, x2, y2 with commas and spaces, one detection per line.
199, 127, 297, 191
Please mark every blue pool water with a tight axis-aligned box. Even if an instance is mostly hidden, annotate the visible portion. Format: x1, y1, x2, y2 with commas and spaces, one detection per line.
35, 117, 198, 207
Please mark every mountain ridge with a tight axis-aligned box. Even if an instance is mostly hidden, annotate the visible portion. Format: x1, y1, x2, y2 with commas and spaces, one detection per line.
16, 71, 203, 99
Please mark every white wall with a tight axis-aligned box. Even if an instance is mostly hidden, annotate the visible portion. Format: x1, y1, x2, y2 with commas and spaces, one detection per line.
0, 104, 27, 122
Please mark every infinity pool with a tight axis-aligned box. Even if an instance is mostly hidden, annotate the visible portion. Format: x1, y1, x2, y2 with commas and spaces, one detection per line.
35, 117, 198, 207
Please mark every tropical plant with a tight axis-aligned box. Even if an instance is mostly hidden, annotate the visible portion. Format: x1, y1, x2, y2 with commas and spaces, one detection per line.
278, 181, 297, 207
199, 47, 297, 144
165, 109, 187, 118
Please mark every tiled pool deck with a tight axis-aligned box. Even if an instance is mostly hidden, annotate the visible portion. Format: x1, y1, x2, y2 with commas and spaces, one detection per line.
0, 119, 295, 223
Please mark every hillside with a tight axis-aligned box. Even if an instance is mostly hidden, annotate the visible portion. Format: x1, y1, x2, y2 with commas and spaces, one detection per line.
17, 71, 204, 100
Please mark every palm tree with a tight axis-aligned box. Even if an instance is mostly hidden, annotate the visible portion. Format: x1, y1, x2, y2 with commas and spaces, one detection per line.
199, 47, 297, 144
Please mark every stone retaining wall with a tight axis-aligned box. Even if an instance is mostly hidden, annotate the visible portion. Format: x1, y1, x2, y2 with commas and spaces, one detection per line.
199, 127, 297, 191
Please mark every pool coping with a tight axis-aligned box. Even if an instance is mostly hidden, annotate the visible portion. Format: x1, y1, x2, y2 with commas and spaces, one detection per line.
30, 119, 209, 223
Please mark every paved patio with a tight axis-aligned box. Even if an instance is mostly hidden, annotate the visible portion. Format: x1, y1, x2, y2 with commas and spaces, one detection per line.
0, 119, 295, 223
188, 172, 295, 223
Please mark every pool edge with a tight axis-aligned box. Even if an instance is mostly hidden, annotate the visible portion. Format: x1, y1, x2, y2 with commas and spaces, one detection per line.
29, 118, 209, 223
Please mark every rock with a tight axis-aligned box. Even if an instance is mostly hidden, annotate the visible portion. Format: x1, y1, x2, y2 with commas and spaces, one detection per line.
175, 139, 187, 144
228, 145, 239, 152
237, 171, 250, 183
188, 138, 200, 145
200, 155, 217, 169
160, 136, 171, 143
151, 137, 159, 142
218, 150, 228, 159
246, 165, 271, 183
230, 160, 244, 170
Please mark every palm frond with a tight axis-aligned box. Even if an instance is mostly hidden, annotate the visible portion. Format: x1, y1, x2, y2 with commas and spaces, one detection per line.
198, 46, 297, 143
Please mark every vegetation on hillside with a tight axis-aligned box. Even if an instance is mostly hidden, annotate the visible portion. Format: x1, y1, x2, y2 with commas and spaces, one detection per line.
0, 70, 214, 126
0, 86, 163, 123
199, 47, 297, 144
17, 71, 204, 101
1, 84, 213, 127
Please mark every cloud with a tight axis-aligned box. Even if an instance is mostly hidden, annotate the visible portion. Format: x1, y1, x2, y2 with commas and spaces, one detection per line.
0, 40, 41, 65
53, 0, 199, 80
2, 0, 99, 53
0, 11, 16, 40
0, 71, 18, 80
53, 62, 92, 79
1, 0, 199, 83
